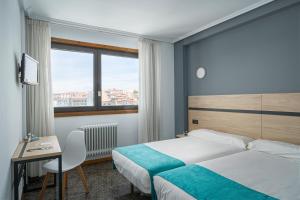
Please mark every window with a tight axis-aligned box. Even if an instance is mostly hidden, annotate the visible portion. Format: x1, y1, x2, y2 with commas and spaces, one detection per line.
51, 40, 138, 115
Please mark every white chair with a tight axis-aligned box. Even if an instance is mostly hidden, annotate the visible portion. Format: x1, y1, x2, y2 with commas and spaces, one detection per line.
39, 130, 89, 199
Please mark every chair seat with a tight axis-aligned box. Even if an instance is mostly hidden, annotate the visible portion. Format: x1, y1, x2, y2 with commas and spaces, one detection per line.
43, 158, 82, 173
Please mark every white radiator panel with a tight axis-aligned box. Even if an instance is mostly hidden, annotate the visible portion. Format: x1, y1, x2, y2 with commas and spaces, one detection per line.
80, 123, 117, 160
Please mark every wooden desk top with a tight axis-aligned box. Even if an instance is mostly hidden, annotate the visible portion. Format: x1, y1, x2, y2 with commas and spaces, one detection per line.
12, 136, 62, 162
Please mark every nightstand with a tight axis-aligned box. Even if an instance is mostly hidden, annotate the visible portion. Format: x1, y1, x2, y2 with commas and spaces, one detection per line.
175, 134, 188, 138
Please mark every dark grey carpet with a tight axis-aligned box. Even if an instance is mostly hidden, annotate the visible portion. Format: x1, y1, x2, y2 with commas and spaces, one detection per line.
22, 161, 151, 200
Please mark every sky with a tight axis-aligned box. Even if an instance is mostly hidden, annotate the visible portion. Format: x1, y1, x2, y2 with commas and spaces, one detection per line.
51, 49, 139, 93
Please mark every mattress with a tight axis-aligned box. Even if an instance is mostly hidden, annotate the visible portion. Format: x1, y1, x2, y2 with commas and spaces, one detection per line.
154, 150, 300, 200
112, 136, 245, 193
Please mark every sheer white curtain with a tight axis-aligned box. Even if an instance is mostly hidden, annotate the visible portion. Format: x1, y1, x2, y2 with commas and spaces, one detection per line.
138, 38, 161, 143
26, 18, 54, 177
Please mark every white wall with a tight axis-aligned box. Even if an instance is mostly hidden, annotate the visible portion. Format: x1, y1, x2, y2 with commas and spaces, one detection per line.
51, 24, 175, 147
0, 0, 25, 199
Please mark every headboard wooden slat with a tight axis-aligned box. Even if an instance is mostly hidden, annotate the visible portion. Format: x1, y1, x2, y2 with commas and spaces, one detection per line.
189, 110, 261, 139
262, 115, 300, 144
262, 93, 300, 113
189, 94, 261, 110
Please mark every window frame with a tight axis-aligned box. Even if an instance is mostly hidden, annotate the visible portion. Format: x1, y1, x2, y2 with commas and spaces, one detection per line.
51, 39, 139, 116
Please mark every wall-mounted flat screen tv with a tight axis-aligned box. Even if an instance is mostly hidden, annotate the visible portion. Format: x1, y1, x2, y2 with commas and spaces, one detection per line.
21, 53, 39, 85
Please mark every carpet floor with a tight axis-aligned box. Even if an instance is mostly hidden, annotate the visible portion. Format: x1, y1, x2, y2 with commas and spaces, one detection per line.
22, 161, 151, 200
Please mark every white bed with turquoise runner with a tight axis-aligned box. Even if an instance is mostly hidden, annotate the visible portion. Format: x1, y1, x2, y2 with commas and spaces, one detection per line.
112, 129, 252, 198
154, 141, 300, 200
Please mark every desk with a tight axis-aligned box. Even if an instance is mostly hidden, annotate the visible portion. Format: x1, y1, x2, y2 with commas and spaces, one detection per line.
12, 136, 62, 200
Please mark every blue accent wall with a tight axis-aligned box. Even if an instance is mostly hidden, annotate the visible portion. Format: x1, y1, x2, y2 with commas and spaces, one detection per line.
174, 0, 300, 134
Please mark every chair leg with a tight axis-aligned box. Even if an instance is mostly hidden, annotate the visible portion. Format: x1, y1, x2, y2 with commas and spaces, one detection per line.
130, 183, 134, 193
76, 166, 89, 193
39, 172, 50, 200
62, 173, 65, 200
64, 172, 68, 189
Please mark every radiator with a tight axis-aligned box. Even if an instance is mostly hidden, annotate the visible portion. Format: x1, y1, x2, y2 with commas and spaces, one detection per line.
80, 123, 117, 160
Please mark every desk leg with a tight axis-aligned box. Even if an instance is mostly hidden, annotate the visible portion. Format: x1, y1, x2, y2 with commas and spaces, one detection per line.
14, 162, 18, 200
23, 163, 27, 192
58, 156, 62, 200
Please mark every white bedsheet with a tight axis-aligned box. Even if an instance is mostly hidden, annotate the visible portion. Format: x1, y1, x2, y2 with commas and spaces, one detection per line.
154, 150, 300, 200
112, 136, 244, 193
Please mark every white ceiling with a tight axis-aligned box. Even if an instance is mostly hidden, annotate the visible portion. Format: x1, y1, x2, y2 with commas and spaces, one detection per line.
23, 0, 273, 42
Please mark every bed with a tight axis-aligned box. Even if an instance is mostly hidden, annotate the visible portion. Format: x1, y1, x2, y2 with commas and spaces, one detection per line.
154, 139, 300, 200
112, 129, 253, 195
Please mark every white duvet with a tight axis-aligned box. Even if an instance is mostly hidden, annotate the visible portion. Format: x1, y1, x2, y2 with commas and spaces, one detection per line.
154, 150, 300, 200
112, 134, 246, 194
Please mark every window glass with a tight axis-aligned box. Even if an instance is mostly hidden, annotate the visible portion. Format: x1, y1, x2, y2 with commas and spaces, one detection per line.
101, 54, 139, 106
51, 49, 94, 107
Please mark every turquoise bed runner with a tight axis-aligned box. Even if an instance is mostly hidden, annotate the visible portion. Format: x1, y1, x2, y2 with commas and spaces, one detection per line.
114, 144, 185, 200
158, 164, 277, 200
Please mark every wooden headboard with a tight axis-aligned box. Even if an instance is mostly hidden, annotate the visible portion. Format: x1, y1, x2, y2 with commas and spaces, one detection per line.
188, 93, 300, 144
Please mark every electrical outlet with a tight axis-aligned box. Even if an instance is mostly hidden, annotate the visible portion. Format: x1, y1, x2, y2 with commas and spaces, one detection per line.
192, 119, 198, 124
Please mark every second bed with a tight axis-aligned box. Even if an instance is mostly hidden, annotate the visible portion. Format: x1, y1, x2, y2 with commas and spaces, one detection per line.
154, 139, 300, 200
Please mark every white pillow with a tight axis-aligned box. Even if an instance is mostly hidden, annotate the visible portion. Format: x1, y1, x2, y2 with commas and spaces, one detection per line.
188, 129, 253, 149
248, 139, 300, 159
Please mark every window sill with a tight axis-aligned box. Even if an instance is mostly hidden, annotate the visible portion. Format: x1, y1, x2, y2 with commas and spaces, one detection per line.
54, 109, 138, 117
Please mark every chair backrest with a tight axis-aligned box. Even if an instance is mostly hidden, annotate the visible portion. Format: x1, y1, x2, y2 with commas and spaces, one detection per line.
63, 130, 86, 166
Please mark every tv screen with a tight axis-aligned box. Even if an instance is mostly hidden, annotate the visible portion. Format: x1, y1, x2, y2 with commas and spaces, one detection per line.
21, 53, 39, 85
